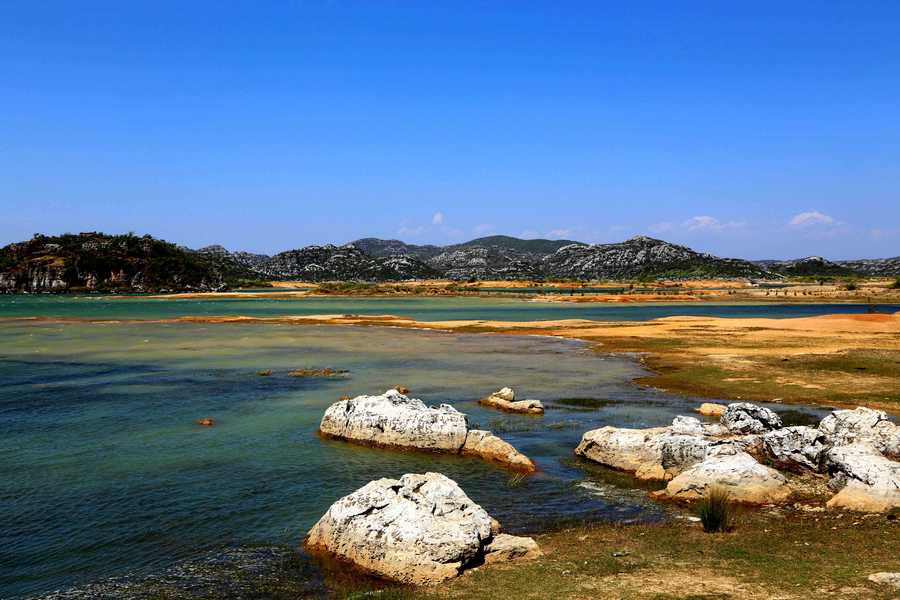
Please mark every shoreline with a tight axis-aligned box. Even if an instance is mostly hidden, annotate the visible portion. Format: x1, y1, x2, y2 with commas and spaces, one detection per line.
7, 310, 900, 414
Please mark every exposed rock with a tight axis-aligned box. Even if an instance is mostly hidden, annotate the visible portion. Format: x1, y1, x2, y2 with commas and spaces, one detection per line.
671, 415, 727, 437
461, 430, 535, 473
819, 407, 900, 459
867, 572, 900, 590
479, 388, 544, 415
288, 367, 349, 378
656, 446, 792, 504
721, 403, 783, 434
483, 534, 542, 564
256, 370, 272, 376
305, 472, 539, 584
824, 444, 900, 512
695, 403, 727, 417
319, 390, 469, 451
575, 426, 669, 480
395, 386, 410, 395
763, 426, 829, 471
319, 390, 533, 471
195, 418, 215, 427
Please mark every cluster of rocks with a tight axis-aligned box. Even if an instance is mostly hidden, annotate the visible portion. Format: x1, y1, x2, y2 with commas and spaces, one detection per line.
575, 403, 900, 511
479, 387, 545, 415
318, 389, 535, 472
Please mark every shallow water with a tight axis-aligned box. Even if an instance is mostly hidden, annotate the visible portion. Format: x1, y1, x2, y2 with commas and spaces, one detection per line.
1, 294, 897, 322
0, 303, 837, 598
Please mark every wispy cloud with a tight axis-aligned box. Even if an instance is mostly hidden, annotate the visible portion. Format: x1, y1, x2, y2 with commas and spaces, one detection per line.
789, 211, 834, 227
431, 211, 445, 225
682, 216, 746, 232
547, 228, 573, 238
473, 223, 495, 236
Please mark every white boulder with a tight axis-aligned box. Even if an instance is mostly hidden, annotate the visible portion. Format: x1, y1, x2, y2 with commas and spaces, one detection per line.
319, 390, 534, 472
819, 407, 899, 459
305, 473, 539, 584
480, 387, 544, 415
763, 426, 829, 471
824, 444, 900, 512
655, 446, 792, 505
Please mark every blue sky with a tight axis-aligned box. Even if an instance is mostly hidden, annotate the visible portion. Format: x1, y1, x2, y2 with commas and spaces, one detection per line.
2, 2, 898, 259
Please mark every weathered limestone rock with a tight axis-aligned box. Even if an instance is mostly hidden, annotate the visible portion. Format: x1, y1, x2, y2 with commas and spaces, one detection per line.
868, 572, 900, 590
721, 403, 782, 434
696, 403, 727, 417
763, 426, 829, 471
479, 388, 544, 415
483, 533, 543, 564
819, 407, 900, 459
319, 390, 468, 451
824, 444, 900, 512
656, 446, 792, 504
305, 473, 540, 584
462, 430, 535, 473
319, 390, 534, 472
575, 426, 669, 480
672, 415, 727, 437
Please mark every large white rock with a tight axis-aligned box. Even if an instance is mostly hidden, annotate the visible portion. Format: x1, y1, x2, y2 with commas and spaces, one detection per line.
656, 446, 792, 505
319, 390, 534, 472
824, 444, 900, 512
575, 426, 669, 480
763, 426, 829, 471
720, 403, 783, 434
320, 389, 468, 451
305, 473, 539, 584
819, 407, 900, 459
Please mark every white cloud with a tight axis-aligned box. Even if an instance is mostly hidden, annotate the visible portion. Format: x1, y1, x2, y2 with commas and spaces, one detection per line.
473, 223, 495, 236
683, 215, 720, 231
789, 211, 834, 227
547, 228, 573, 238
431, 211, 445, 225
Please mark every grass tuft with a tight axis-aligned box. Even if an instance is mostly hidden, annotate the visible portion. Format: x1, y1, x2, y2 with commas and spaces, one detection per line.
697, 487, 735, 533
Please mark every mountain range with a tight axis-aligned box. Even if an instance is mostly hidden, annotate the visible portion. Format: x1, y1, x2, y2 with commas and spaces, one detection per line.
0, 232, 897, 293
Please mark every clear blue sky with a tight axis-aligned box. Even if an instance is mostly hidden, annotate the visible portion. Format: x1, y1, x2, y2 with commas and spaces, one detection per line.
2, 1, 898, 259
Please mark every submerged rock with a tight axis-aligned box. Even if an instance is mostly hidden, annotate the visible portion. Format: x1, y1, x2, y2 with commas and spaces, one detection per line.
288, 367, 349, 378
479, 387, 545, 415
305, 473, 540, 584
824, 444, 900, 512
656, 446, 792, 505
195, 418, 215, 427
461, 429, 535, 472
319, 390, 534, 472
720, 403, 783, 434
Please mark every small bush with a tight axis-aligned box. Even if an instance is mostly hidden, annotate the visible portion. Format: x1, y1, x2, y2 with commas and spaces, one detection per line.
697, 486, 735, 533
844, 281, 858, 291
889, 277, 900, 290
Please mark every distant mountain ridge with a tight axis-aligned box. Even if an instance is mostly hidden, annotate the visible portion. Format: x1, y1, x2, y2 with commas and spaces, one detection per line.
2, 231, 897, 292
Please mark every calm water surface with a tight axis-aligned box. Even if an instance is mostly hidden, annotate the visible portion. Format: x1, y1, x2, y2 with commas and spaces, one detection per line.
1, 294, 897, 322
0, 297, 843, 597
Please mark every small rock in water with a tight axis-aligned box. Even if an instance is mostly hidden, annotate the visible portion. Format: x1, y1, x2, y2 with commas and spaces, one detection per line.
288, 367, 349, 378
395, 386, 410, 394
256, 369, 272, 376
195, 418, 215, 427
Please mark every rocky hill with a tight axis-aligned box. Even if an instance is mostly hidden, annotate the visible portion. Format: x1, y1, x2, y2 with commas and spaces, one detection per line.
755, 256, 855, 277
835, 257, 900, 276
6, 231, 894, 291
543, 237, 769, 280
0, 233, 256, 293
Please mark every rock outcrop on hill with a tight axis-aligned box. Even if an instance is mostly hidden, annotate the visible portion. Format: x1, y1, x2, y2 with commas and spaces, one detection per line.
575, 402, 900, 511
305, 472, 541, 584
6, 231, 894, 288
318, 389, 535, 472
0, 232, 254, 293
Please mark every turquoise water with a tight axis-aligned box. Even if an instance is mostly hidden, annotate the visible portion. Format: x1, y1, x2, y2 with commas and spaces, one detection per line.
0, 297, 848, 597
1, 294, 897, 322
